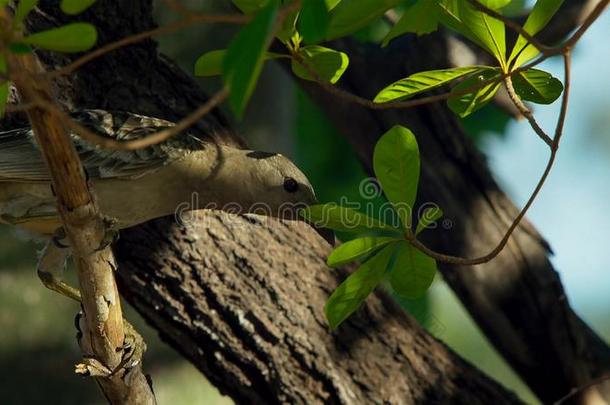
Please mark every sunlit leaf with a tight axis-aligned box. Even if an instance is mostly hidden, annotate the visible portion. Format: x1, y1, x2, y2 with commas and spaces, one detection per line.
325, 244, 395, 329
447, 68, 501, 117
509, 0, 565, 67
60, 0, 96, 14
21, 23, 97, 53
14, 0, 38, 24
325, 0, 341, 10
223, 1, 278, 118
439, 0, 506, 68
300, 204, 399, 233
415, 206, 443, 235
299, 0, 329, 44
479, 0, 511, 9
327, 236, 400, 267
373, 125, 420, 229
374, 66, 488, 103
291, 45, 349, 84
326, 0, 401, 40
382, 0, 440, 46
512, 68, 563, 104
389, 241, 436, 299
195, 49, 286, 77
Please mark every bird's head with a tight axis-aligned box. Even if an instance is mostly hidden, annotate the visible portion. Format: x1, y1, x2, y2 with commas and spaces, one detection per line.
207, 147, 333, 244
240, 150, 317, 217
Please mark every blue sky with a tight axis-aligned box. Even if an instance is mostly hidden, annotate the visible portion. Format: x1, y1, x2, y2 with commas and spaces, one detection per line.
483, 10, 610, 321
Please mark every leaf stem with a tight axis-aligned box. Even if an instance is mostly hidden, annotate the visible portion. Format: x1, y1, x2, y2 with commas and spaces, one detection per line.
503, 75, 553, 147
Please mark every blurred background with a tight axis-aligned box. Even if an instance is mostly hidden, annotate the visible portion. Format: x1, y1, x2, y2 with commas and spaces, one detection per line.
1, 1, 608, 403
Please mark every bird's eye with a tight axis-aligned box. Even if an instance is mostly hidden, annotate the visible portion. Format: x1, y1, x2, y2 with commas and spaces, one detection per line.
283, 177, 299, 193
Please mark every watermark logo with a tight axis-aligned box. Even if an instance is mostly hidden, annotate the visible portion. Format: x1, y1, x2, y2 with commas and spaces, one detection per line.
174, 178, 452, 231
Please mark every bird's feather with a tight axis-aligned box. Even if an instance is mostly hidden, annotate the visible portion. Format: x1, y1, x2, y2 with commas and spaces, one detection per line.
0, 109, 205, 182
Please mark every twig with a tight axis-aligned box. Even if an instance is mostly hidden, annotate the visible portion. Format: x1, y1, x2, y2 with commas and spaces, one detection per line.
47, 14, 250, 78
562, 0, 610, 50
503, 75, 553, 147
553, 374, 610, 405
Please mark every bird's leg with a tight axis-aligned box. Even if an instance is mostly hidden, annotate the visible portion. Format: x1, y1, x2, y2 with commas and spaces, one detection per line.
37, 229, 81, 302
97, 216, 120, 252
38, 227, 146, 376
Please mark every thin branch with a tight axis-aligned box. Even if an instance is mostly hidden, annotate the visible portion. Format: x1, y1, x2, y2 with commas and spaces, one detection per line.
503, 75, 553, 147
47, 14, 249, 78
5, 101, 38, 112
553, 52, 572, 147
553, 374, 610, 405
562, 0, 610, 50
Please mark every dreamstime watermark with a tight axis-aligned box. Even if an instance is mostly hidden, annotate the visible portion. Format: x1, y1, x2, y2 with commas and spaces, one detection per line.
174, 177, 453, 232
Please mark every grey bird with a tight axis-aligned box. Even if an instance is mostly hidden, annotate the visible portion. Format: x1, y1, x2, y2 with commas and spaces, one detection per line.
0, 110, 333, 299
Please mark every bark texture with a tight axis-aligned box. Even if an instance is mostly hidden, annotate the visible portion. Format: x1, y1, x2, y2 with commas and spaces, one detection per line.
11, 0, 608, 404
116, 213, 521, 404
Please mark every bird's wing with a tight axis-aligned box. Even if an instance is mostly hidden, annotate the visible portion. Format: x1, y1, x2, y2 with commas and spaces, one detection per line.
0, 109, 203, 182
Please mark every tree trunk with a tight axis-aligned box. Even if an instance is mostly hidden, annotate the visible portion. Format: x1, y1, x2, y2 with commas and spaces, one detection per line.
10, 0, 607, 403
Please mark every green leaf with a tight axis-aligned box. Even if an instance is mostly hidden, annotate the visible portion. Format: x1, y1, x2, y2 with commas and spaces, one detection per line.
195, 49, 286, 77
325, 244, 395, 329
382, 0, 440, 46
326, 0, 401, 40
223, 1, 279, 118
14, 0, 38, 24
389, 241, 436, 299
300, 204, 399, 233
325, 0, 341, 10
21, 23, 97, 53
8, 43, 33, 54
276, 8, 300, 42
60, 0, 96, 14
479, 0, 511, 9
291, 45, 349, 84
299, 0, 329, 44
232, 0, 268, 13
509, 0, 565, 67
512, 68, 563, 104
374, 65, 488, 103
415, 206, 443, 235
0, 56, 8, 118
439, 0, 506, 68
0, 0, 8, 6
447, 68, 501, 117
327, 236, 400, 267
373, 125, 420, 229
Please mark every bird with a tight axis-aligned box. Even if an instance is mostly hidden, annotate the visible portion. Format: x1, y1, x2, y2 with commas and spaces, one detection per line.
0, 109, 332, 299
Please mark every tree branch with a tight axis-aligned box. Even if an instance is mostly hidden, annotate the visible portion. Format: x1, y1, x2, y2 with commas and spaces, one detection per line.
2, 8, 156, 404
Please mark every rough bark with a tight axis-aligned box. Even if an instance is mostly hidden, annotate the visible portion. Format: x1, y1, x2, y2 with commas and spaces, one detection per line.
12, 0, 608, 404
116, 213, 522, 404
